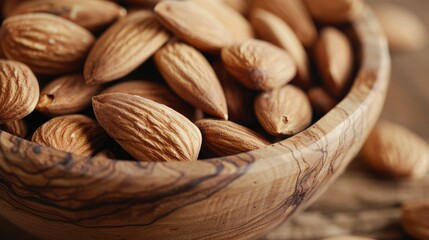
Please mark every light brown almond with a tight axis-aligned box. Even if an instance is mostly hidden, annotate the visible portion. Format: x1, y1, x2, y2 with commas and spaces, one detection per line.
255, 85, 312, 136
32, 114, 107, 157
303, 0, 364, 24
154, 41, 228, 119
195, 119, 270, 157
315, 27, 353, 98
361, 121, 429, 179
10, 0, 127, 32
213, 60, 257, 127
101, 80, 196, 120
221, 39, 297, 91
1, 119, 28, 138
307, 87, 337, 116
190, 0, 254, 42
373, 3, 427, 52
402, 200, 429, 240
92, 93, 202, 162
0, 59, 39, 124
37, 74, 103, 116
1, 13, 94, 76
224, 0, 248, 15
250, 0, 317, 47
84, 11, 170, 85
154, 0, 234, 52
250, 9, 311, 88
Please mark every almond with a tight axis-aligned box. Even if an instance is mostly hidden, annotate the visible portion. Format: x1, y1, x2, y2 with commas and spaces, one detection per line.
154, 40, 228, 119
361, 121, 429, 179
315, 27, 353, 98
307, 86, 337, 116
1, 119, 28, 138
195, 119, 270, 157
37, 74, 103, 116
303, 0, 364, 24
255, 85, 312, 136
154, 0, 234, 52
250, 9, 311, 88
373, 3, 427, 52
0, 59, 39, 124
224, 0, 248, 15
101, 80, 196, 120
94, 148, 116, 159
1, 13, 94, 76
221, 39, 297, 91
84, 11, 170, 85
213, 60, 257, 127
32, 114, 107, 157
2, 0, 29, 18
10, 0, 127, 32
402, 200, 429, 240
190, 0, 254, 42
92, 93, 202, 162
250, 0, 317, 47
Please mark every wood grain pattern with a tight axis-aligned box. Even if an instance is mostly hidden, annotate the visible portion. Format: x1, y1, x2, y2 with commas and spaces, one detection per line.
0, 7, 390, 240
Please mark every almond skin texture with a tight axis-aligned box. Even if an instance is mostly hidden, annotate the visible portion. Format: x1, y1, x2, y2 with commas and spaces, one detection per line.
250, 9, 311, 88
373, 3, 427, 52
1, 119, 28, 138
154, 41, 228, 119
92, 93, 202, 162
84, 11, 170, 85
154, 0, 234, 52
250, 0, 317, 47
315, 27, 353, 99
195, 119, 270, 157
402, 200, 429, 240
303, 0, 364, 24
9, 0, 126, 32
0, 60, 39, 124
255, 85, 312, 136
37, 74, 103, 116
189, 0, 253, 42
1, 13, 95, 76
101, 80, 196, 121
361, 121, 429, 179
221, 39, 297, 91
32, 114, 107, 157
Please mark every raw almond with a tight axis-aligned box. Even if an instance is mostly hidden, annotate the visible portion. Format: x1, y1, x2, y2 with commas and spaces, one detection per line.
221, 39, 297, 91
315, 27, 353, 98
84, 11, 170, 85
213, 60, 257, 127
303, 0, 364, 24
1, 119, 28, 138
101, 80, 196, 120
92, 93, 202, 162
32, 114, 107, 157
1, 13, 95, 76
190, 0, 254, 42
2, 0, 29, 18
250, 0, 317, 47
154, 40, 228, 119
0, 59, 39, 124
154, 0, 234, 52
307, 86, 337, 116
402, 200, 429, 240
195, 119, 270, 157
373, 3, 427, 52
10, 0, 127, 32
361, 121, 429, 179
255, 85, 312, 136
250, 9, 311, 88
223, 0, 248, 15
37, 74, 104, 116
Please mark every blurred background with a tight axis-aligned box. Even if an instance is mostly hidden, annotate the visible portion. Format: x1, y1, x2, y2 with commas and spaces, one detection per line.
1, 0, 428, 239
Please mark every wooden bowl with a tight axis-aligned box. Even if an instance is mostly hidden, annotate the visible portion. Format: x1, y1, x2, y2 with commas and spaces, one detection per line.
0, 7, 390, 240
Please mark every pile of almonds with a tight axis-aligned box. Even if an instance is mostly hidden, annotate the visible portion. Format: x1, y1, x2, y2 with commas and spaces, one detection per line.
0, 0, 362, 162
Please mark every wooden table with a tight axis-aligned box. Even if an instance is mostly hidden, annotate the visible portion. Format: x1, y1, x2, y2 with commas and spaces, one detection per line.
1, 0, 428, 239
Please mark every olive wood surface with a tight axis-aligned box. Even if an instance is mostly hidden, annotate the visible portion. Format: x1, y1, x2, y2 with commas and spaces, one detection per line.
0, 7, 390, 240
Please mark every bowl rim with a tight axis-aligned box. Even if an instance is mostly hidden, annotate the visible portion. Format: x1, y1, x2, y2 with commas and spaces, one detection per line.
0, 7, 390, 183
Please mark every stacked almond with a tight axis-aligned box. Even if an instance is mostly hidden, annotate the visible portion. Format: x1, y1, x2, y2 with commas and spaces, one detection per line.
0, 0, 362, 161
